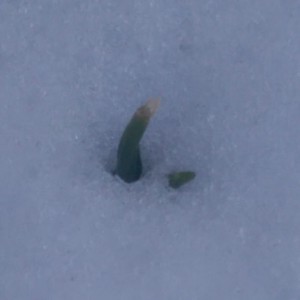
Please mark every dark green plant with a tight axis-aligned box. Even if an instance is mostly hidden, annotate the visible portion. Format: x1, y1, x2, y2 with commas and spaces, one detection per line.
116, 99, 160, 183
115, 99, 196, 188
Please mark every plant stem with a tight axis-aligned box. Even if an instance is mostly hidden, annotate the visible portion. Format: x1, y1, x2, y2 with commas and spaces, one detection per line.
116, 99, 160, 183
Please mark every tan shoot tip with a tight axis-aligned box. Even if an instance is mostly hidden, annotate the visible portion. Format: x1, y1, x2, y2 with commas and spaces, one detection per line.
145, 98, 160, 116
136, 98, 160, 119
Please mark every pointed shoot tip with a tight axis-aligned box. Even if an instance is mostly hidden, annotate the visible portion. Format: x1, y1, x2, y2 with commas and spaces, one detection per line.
137, 98, 160, 119
145, 98, 160, 116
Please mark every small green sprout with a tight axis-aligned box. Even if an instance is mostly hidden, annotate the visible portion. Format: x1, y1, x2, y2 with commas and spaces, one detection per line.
115, 99, 196, 189
116, 99, 160, 183
167, 171, 196, 189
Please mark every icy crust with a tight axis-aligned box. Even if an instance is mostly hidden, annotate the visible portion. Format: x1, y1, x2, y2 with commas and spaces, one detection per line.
1, 0, 300, 299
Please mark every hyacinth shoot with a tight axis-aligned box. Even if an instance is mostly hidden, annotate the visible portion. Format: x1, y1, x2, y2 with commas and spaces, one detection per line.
116, 99, 160, 183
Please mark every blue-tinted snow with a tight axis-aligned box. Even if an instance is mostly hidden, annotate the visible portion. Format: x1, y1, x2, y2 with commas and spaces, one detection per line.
1, 1, 300, 299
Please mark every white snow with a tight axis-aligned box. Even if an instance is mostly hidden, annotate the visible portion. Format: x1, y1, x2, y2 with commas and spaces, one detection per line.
1, 0, 300, 299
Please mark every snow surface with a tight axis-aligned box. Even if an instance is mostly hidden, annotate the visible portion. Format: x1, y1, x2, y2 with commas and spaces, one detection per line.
1, 0, 300, 299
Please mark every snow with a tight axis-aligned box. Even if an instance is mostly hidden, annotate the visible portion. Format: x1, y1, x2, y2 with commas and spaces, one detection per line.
1, 0, 300, 299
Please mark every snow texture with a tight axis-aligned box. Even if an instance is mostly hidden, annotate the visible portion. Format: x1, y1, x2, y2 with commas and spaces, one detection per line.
1, 0, 300, 299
